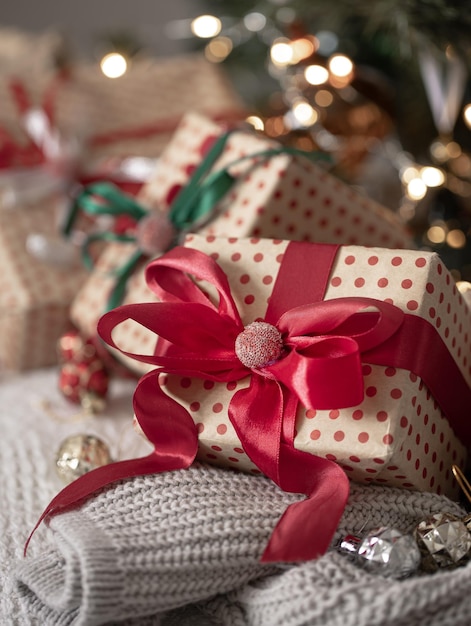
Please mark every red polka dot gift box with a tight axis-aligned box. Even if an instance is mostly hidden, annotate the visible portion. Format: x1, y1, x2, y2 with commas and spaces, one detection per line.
98, 234, 471, 501
140, 111, 414, 247
0, 201, 87, 371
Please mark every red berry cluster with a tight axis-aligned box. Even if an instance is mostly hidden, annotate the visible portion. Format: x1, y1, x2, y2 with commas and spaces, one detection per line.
57, 330, 109, 407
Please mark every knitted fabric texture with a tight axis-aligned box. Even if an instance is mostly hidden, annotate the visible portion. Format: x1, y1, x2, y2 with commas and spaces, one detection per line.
15, 466, 290, 625
14, 473, 471, 626
3, 368, 471, 626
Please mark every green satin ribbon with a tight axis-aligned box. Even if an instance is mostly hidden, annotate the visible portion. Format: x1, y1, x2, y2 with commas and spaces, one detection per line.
62, 183, 151, 311
167, 130, 234, 230
69, 130, 330, 311
78, 230, 143, 311
62, 182, 148, 237
168, 137, 331, 231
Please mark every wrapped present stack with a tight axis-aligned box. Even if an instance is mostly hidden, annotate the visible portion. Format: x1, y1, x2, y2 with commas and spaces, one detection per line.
4, 12, 471, 626
70, 111, 415, 374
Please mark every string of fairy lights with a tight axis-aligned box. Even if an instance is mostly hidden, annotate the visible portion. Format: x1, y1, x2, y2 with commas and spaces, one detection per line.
94, 8, 471, 285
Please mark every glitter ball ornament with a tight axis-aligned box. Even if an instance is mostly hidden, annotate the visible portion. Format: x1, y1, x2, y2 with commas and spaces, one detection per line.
58, 361, 109, 408
235, 321, 284, 369
57, 330, 98, 364
55, 434, 113, 483
338, 527, 421, 579
136, 211, 177, 256
414, 512, 471, 572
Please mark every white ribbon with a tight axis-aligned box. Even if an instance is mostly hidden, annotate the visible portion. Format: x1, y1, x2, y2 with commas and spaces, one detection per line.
418, 44, 467, 136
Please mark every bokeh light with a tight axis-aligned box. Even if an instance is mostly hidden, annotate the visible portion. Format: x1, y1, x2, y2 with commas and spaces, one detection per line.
100, 53, 127, 78
292, 101, 318, 126
243, 12, 267, 32
191, 15, 222, 38
246, 115, 265, 131
205, 36, 233, 62
464, 104, 471, 129
270, 39, 293, 66
328, 54, 353, 77
304, 64, 329, 86
406, 177, 427, 200
420, 166, 445, 187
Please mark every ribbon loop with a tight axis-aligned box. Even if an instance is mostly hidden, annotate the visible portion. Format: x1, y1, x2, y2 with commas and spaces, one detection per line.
145, 247, 243, 322
98, 300, 245, 378
278, 297, 404, 351
267, 336, 364, 410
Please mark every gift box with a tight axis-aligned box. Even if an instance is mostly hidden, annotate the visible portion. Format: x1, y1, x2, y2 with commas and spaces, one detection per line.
0, 55, 246, 210
99, 234, 471, 500
0, 54, 246, 168
139, 111, 414, 247
0, 201, 87, 371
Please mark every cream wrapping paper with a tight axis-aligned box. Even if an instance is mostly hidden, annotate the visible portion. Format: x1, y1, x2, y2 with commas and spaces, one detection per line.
0, 202, 87, 371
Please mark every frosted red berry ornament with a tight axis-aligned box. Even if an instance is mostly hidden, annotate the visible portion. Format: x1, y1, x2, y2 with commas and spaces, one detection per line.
57, 329, 98, 364
235, 321, 284, 369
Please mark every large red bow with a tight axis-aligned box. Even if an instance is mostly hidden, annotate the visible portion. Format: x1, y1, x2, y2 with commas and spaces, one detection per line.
96, 245, 404, 562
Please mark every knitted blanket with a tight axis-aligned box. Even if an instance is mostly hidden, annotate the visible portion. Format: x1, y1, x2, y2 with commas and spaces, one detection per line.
2, 368, 471, 625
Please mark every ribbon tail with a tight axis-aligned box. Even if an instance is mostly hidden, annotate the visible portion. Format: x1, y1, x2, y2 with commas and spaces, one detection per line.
229, 378, 349, 563
107, 247, 146, 311
24, 453, 185, 556
261, 446, 350, 563
25, 371, 199, 557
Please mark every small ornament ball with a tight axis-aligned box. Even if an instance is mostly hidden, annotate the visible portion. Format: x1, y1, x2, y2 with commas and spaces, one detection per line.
55, 434, 113, 483
57, 330, 98, 364
58, 361, 109, 407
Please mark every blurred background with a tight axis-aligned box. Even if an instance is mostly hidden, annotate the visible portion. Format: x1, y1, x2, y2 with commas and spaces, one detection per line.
2, 0, 471, 281
0, 0, 203, 57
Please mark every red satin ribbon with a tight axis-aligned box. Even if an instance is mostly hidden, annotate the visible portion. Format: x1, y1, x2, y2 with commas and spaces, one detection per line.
24, 369, 198, 556
27, 241, 471, 562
